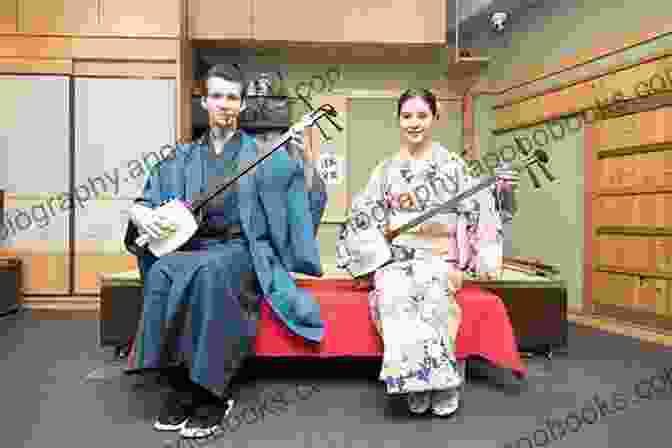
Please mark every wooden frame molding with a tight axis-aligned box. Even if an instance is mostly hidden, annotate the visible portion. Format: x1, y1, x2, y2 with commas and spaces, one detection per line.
72, 61, 176, 78
494, 49, 672, 110
494, 51, 672, 132
0, 57, 73, 75
0, 35, 178, 62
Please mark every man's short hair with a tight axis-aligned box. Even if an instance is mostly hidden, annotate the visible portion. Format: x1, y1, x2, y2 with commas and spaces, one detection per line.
204, 64, 246, 100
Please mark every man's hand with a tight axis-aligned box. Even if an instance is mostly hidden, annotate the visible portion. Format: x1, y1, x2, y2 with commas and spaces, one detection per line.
288, 128, 320, 166
129, 204, 176, 240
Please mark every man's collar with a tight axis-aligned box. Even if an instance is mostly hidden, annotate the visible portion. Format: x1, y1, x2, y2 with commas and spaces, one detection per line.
196, 127, 249, 146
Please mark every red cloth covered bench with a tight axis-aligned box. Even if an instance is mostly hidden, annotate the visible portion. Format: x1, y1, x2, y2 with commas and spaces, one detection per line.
254, 278, 527, 376
109, 273, 528, 376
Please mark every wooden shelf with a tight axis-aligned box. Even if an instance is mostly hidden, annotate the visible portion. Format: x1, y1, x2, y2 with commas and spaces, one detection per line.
597, 142, 672, 160
595, 265, 672, 280
597, 186, 672, 196
596, 226, 672, 237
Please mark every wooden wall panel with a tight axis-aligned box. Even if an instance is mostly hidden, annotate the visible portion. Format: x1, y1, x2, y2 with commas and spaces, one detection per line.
594, 195, 672, 228
635, 277, 669, 316
595, 149, 672, 193
0, 0, 17, 33
253, 0, 445, 45
595, 236, 663, 273
593, 271, 670, 317
592, 108, 672, 153
75, 254, 137, 293
189, 0, 252, 40
98, 0, 180, 37
18, 0, 98, 35
654, 239, 672, 273
592, 271, 637, 307
19, 254, 70, 294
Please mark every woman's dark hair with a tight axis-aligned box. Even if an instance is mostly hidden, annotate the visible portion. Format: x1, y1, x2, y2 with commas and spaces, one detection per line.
204, 63, 247, 101
397, 88, 439, 118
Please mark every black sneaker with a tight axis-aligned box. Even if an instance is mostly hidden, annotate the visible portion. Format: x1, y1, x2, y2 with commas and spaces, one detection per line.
153, 391, 194, 432
180, 397, 235, 439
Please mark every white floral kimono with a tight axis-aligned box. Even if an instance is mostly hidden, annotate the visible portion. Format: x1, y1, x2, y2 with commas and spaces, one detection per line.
337, 142, 504, 394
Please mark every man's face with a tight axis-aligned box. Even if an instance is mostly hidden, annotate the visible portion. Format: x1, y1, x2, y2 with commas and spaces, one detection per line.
204, 77, 246, 129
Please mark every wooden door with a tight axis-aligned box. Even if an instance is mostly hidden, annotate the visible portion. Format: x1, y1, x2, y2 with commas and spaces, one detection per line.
188, 0, 252, 39
587, 106, 672, 329
253, 0, 445, 44
0, 75, 72, 296
73, 78, 175, 294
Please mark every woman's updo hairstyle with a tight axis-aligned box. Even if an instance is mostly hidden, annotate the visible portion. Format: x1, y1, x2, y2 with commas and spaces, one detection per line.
397, 88, 440, 119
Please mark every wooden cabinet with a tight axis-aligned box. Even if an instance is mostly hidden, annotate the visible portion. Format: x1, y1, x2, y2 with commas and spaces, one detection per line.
0, 0, 17, 33
253, 0, 445, 44
189, 0, 252, 39
98, 0, 180, 37
588, 104, 672, 329
18, 0, 99, 35
17, 0, 179, 37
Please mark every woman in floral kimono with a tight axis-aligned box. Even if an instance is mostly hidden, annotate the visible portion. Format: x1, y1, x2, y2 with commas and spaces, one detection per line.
338, 88, 525, 417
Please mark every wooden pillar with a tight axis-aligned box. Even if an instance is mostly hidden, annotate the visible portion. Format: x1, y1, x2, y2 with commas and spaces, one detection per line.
176, 0, 193, 143
462, 92, 477, 159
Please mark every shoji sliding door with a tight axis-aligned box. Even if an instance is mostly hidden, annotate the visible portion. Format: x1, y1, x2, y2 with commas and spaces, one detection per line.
0, 75, 71, 296
73, 78, 176, 294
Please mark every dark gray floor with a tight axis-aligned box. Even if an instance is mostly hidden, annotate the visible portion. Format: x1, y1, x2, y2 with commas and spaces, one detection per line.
1, 309, 671, 448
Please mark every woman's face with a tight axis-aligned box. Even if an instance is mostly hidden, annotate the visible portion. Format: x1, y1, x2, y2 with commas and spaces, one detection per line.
399, 97, 435, 145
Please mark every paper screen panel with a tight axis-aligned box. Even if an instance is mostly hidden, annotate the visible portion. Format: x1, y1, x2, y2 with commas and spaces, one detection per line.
75, 197, 133, 255
0, 75, 70, 194
74, 78, 176, 200
2, 194, 70, 254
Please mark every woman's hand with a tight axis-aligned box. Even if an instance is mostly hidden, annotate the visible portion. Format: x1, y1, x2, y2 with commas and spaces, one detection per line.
494, 163, 521, 191
353, 272, 375, 291
446, 269, 464, 291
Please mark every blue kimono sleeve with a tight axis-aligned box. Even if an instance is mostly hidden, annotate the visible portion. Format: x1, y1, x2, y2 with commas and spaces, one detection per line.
124, 144, 188, 277
258, 153, 324, 278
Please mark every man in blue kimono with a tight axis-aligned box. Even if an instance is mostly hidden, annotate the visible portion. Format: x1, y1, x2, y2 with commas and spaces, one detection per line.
123, 64, 328, 438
